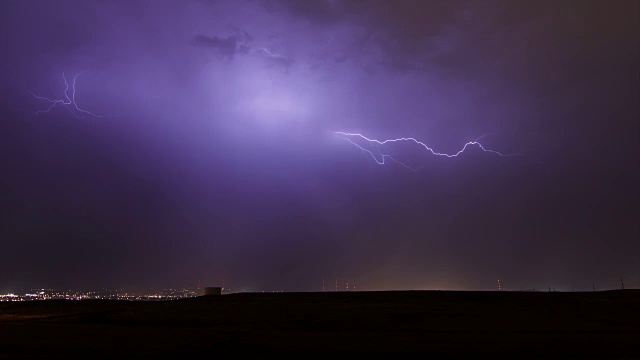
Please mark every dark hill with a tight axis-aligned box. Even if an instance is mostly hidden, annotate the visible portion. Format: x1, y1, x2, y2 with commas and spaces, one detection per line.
1, 290, 638, 357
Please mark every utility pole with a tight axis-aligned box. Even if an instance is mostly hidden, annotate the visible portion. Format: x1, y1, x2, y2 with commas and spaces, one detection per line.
620, 278, 624, 290
593, 283, 596, 292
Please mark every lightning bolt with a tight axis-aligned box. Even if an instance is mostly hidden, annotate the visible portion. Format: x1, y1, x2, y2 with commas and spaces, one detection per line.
336, 132, 521, 170
251, 47, 277, 57
341, 136, 422, 171
27, 72, 111, 118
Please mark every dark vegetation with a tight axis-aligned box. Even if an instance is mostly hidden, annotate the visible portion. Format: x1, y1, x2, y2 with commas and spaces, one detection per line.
1, 290, 638, 357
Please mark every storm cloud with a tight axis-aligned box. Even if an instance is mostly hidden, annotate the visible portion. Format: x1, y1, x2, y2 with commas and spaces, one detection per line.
0, 0, 638, 292
193, 34, 250, 59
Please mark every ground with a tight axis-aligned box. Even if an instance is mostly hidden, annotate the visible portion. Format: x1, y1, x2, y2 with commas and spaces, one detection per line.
0, 290, 638, 358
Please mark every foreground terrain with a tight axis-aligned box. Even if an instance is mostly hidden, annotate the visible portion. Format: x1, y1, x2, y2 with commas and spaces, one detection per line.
0, 290, 638, 357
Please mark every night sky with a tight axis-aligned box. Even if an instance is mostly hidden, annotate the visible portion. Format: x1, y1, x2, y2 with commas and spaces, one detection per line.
1, 0, 638, 292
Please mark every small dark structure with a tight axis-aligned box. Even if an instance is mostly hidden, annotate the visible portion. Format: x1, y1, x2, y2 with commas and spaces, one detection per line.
204, 287, 222, 296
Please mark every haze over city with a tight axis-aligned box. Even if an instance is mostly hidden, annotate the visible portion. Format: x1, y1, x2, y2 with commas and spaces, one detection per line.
1, 0, 638, 294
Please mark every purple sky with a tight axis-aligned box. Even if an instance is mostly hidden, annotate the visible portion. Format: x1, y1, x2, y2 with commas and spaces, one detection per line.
1, 0, 638, 292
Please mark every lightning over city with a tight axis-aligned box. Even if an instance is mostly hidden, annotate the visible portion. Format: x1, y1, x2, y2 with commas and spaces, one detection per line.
1, 1, 638, 355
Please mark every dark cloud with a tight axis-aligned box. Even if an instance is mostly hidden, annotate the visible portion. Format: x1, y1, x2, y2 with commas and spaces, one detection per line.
193, 31, 295, 71
228, 25, 254, 42
260, 0, 345, 25
264, 0, 465, 71
263, 0, 639, 80
193, 34, 250, 59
